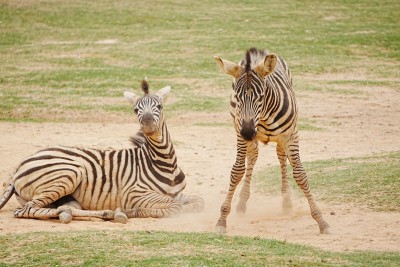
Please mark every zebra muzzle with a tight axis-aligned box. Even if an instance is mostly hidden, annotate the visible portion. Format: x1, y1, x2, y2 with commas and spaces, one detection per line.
240, 119, 257, 141
141, 114, 158, 135
142, 124, 158, 135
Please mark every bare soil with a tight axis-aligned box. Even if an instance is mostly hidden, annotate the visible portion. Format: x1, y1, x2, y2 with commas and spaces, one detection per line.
1, 84, 400, 252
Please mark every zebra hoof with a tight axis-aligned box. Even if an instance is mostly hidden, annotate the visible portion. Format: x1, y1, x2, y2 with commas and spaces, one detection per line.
59, 211, 72, 224
114, 211, 128, 224
236, 202, 247, 215
215, 219, 227, 234
14, 208, 27, 218
215, 225, 227, 234
319, 222, 331, 234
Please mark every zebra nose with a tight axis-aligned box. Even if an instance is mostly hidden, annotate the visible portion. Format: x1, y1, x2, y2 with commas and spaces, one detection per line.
142, 113, 154, 125
141, 113, 157, 134
240, 119, 256, 141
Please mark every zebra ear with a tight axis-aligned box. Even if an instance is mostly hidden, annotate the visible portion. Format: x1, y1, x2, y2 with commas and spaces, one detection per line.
123, 90, 139, 104
255, 53, 277, 77
156, 85, 171, 102
214, 56, 241, 78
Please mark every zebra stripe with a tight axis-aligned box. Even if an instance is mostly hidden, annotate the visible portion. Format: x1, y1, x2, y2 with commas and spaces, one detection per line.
0, 80, 204, 223
214, 48, 330, 234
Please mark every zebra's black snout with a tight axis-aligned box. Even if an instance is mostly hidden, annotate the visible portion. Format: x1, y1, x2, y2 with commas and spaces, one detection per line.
240, 119, 256, 141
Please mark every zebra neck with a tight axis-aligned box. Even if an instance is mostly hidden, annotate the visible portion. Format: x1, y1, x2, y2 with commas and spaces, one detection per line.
144, 121, 177, 168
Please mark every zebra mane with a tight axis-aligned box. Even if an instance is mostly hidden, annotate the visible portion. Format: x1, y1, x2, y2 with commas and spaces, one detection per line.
243, 48, 269, 73
141, 79, 149, 95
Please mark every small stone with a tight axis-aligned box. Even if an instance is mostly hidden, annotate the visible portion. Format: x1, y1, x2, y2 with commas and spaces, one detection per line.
330, 211, 335, 215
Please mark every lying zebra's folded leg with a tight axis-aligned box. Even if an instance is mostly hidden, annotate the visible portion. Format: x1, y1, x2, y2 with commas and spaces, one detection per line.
55, 200, 115, 223
56, 199, 81, 223
14, 200, 60, 219
113, 208, 128, 224
121, 192, 183, 218
174, 193, 205, 213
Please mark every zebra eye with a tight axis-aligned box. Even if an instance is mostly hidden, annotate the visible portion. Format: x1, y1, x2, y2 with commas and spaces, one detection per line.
134, 108, 139, 114
157, 104, 163, 110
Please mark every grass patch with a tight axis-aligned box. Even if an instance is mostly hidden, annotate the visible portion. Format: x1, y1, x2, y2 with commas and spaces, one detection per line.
0, 231, 399, 266
0, 0, 399, 122
298, 118, 324, 131
254, 151, 400, 212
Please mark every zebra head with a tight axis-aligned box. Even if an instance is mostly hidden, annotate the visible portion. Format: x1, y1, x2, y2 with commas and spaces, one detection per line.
124, 80, 170, 137
214, 48, 277, 141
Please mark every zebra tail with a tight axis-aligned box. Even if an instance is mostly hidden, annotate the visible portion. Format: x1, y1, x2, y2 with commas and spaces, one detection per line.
0, 183, 15, 209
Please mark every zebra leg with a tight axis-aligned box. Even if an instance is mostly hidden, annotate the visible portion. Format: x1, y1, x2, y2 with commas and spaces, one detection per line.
285, 134, 330, 234
14, 168, 84, 222
66, 209, 116, 221
216, 137, 247, 232
236, 141, 259, 214
14, 199, 61, 219
174, 193, 205, 213
122, 191, 183, 218
55, 200, 117, 223
114, 208, 129, 223
56, 199, 82, 224
276, 144, 293, 214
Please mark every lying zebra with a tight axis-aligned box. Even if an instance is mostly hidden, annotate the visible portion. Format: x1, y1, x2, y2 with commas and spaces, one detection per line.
0, 80, 204, 223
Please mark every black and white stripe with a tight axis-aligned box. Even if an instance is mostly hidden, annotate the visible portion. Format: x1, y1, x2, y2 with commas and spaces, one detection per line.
214, 48, 330, 234
0, 80, 204, 223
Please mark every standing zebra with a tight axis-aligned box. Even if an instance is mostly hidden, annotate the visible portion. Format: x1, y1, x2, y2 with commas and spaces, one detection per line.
0, 80, 204, 223
214, 48, 330, 234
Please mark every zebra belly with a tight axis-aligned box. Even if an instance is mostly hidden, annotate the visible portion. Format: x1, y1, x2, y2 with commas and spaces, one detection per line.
256, 126, 293, 143
72, 181, 122, 211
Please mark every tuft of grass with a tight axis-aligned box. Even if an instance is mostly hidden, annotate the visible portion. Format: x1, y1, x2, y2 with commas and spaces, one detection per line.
0, 231, 399, 266
298, 118, 324, 131
254, 151, 400, 212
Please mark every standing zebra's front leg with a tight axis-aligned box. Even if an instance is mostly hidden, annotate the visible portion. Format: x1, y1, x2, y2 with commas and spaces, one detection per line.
276, 144, 293, 214
236, 141, 259, 214
216, 137, 247, 233
285, 134, 330, 234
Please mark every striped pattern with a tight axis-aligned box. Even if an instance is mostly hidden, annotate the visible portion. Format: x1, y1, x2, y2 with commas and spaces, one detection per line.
0, 81, 204, 223
214, 48, 330, 234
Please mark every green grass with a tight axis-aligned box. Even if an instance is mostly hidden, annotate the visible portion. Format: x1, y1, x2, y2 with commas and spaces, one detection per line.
0, 231, 399, 266
298, 118, 324, 131
254, 151, 400, 212
0, 0, 399, 122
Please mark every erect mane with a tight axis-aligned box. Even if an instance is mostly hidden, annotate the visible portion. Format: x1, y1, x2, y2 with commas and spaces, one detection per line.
141, 79, 149, 95
243, 48, 268, 73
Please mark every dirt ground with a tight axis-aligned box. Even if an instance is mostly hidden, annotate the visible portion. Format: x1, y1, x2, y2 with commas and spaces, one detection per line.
0, 81, 399, 252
